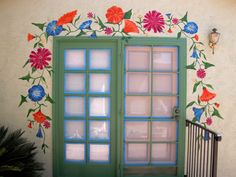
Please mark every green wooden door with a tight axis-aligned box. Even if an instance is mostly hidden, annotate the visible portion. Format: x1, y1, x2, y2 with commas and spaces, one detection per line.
53, 38, 119, 177
53, 37, 186, 177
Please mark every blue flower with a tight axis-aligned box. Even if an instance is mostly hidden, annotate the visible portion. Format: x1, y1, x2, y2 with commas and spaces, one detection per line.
166, 13, 172, 19
28, 85, 46, 102
192, 107, 204, 122
36, 127, 43, 138
90, 31, 97, 39
79, 20, 92, 30
183, 22, 198, 34
46, 20, 63, 36
204, 131, 210, 141
191, 49, 199, 59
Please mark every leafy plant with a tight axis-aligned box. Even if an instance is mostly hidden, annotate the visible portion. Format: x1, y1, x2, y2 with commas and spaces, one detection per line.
0, 126, 44, 177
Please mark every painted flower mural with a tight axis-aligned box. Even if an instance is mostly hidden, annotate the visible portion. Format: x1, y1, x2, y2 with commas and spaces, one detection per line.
19, 6, 222, 153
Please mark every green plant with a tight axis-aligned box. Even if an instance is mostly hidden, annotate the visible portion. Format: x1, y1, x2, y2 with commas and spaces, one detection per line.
0, 126, 44, 177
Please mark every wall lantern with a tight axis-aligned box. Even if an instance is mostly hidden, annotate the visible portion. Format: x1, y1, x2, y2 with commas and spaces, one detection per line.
209, 28, 220, 54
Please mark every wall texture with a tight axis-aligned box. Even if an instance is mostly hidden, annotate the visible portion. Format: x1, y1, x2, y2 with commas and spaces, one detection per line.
0, 0, 236, 176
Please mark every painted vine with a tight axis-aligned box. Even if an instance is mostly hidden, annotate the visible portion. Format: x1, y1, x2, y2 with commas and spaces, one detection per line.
19, 6, 223, 153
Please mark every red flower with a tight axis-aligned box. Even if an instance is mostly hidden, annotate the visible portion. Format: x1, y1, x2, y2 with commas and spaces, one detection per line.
123, 20, 139, 33
87, 12, 94, 18
206, 117, 213, 126
215, 103, 220, 108
200, 87, 216, 102
143, 10, 165, 33
56, 10, 77, 26
29, 48, 52, 70
27, 33, 35, 42
104, 27, 113, 35
106, 6, 124, 24
194, 34, 199, 41
33, 110, 46, 124
197, 69, 206, 79
43, 120, 51, 129
172, 18, 179, 24
167, 28, 173, 33
27, 122, 32, 128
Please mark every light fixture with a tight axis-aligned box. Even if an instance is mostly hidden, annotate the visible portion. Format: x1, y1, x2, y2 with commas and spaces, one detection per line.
209, 28, 220, 54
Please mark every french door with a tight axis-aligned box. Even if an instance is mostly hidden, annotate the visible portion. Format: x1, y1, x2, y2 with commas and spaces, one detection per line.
53, 37, 186, 177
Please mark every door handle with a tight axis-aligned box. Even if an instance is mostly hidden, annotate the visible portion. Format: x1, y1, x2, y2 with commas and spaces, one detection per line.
172, 106, 180, 120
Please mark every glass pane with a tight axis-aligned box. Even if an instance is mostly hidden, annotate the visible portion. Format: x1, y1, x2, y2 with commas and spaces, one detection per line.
89, 121, 110, 140
64, 120, 85, 140
65, 49, 85, 70
65, 97, 85, 117
64, 73, 85, 93
153, 47, 177, 71
153, 74, 177, 94
89, 49, 111, 70
65, 143, 85, 161
89, 97, 110, 117
89, 144, 109, 162
126, 96, 151, 117
152, 96, 177, 117
126, 47, 151, 70
152, 121, 177, 141
151, 143, 176, 163
89, 74, 110, 93
125, 121, 149, 141
126, 143, 148, 163
126, 72, 150, 93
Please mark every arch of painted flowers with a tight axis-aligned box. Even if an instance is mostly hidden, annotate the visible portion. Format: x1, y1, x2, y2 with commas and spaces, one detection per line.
19, 6, 223, 153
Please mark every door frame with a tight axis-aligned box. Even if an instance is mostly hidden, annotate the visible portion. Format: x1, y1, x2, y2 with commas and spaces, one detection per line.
53, 37, 186, 177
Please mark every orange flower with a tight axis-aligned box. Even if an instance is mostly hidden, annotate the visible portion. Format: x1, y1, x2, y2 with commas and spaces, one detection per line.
27, 122, 32, 128
27, 33, 35, 42
123, 20, 139, 33
33, 110, 46, 123
194, 34, 199, 41
200, 87, 216, 102
56, 10, 77, 26
106, 6, 124, 24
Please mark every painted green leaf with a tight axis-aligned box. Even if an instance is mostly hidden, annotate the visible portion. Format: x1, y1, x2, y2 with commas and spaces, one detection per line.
202, 61, 215, 69
180, 12, 188, 22
44, 33, 49, 42
45, 94, 55, 104
27, 108, 36, 117
186, 101, 196, 109
23, 60, 29, 68
19, 73, 31, 82
124, 9, 132, 19
46, 116, 52, 120
33, 43, 38, 48
177, 31, 182, 39
38, 43, 44, 48
76, 30, 86, 37
205, 84, 214, 90
192, 117, 197, 123
18, 95, 28, 107
74, 15, 81, 24
212, 107, 223, 119
97, 16, 106, 29
32, 22, 46, 31
32, 67, 37, 74
193, 81, 201, 93
186, 62, 196, 70
197, 95, 201, 104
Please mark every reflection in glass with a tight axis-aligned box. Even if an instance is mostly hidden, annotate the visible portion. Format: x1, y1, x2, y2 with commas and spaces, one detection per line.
152, 121, 177, 141
152, 74, 177, 94
89, 74, 110, 93
126, 73, 150, 93
65, 143, 85, 161
89, 49, 111, 69
89, 121, 110, 140
89, 97, 110, 117
65, 49, 86, 70
89, 144, 109, 162
64, 97, 85, 117
65, 120, 84, 139
125, 121, 149, 141
151, 143, 176, 163
64, 73, 85, 93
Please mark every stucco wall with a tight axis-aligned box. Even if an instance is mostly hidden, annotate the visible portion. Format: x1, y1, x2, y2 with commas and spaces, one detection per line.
0, 0, 236, 176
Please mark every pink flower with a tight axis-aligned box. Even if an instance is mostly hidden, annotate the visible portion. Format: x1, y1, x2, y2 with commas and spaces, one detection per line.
43, 120, 51, 129
29, 48, 52, 70
104, 27, 113, 35
172, 18, 179, 24
206, 117, 213, 126
197, 69, 206, 79
87, 12, 93, 18
143, 10, 165, 33
215, 103, 220, 108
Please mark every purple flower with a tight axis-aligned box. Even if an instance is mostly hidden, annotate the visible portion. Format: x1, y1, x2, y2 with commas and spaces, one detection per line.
183, 22, 198, 34
193, 107, 204, 122
28, 85, 46, 102
36, 127, 43, 138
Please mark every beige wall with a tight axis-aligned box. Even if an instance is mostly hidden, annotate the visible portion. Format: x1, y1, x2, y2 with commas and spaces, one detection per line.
0, 0, 236, 176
